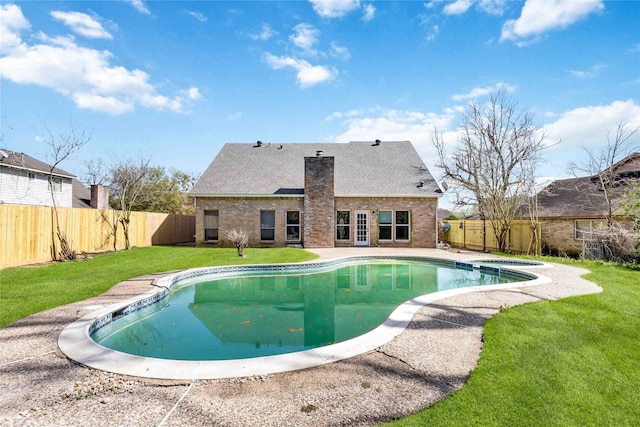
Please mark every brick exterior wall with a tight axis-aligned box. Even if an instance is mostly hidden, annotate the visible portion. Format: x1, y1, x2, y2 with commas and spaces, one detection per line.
195, 197, 304, 247
194, 195, 439, 248
303, 156, 335, 248
334, 197, 438, 248
540, 218, 583, 255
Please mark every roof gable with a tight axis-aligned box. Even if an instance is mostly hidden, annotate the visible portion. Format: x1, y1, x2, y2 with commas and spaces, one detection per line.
191, 141, 441, 197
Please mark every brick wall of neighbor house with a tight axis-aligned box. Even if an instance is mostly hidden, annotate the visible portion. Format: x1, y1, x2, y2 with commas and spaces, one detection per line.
541, 217, 638, 256
195, 197, 304, 247
540, 218, 582, 255
303, 155, 335, 248
335, 197, 438, 248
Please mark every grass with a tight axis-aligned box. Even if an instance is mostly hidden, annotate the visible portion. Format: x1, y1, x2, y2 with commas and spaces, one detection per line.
387, 257, 640, 426
2, 249, 638, 425
0, 246, 317, 327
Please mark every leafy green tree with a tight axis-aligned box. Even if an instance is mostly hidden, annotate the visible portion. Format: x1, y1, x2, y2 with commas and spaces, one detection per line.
133, 167, 197, 214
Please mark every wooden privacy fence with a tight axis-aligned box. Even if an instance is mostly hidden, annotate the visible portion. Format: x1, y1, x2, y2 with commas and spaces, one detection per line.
0, 204, 195, 268
442, 219, 541, 254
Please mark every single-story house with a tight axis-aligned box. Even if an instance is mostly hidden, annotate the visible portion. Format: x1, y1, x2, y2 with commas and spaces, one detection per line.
189, 140, 443, 248
535, 152, 639, 255
0, 148, 109, 209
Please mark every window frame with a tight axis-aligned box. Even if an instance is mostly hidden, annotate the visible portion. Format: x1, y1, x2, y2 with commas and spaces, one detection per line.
48, 177, 63, 193
378, 210, 393, 241
285, 210, 301, 242
336, 210, 351, 241
203, 209, 219, 242
378, 210, 411, 242
260, 210, 276, 241
395, 210, 410, 242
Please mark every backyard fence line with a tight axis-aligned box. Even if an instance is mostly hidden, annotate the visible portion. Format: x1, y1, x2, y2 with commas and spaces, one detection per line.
0, 204, 195, 269
441, 219, 541, 254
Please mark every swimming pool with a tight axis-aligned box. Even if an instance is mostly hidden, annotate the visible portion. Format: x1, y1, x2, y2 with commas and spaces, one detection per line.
58, 256, 549, 379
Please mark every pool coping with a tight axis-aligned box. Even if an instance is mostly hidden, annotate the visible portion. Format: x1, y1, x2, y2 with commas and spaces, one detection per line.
58, 256, 552, 380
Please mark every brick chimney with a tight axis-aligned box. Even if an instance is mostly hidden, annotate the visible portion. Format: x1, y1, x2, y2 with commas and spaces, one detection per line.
303, 155, 335, 248
90, 184, 110, 209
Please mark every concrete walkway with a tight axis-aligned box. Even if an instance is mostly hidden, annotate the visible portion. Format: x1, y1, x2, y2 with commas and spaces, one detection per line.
0, 248, 601, 426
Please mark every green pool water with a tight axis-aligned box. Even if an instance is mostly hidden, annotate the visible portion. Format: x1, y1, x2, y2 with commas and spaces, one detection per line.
92, 260, 519, 361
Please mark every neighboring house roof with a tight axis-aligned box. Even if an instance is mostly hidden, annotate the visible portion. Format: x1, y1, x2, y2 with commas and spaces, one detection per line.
191, 141, 441, 197
72, 179, 91, 208
536, 152, 640, 218
0, 148, 75, 178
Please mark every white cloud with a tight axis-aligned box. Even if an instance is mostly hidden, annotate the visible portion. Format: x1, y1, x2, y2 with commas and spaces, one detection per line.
250, 24, 277, 41
543, 100, 640, 149
329, 108, 460, 168
309, 0, 361, 18
477, 0, 508, 16
263, 53, 336, 88
127, 0, 151, 15
568, 64, 605, 79
451, 83, 516, 101
440, 0, 506, 16
426, 24, 440, 42
444, 0, 474, 15
330, 42, 350, 60
290, 23, 320, 55
185, 10, 207, 22
362, 4, 375, 22
0, 4, 30, 50
51, 11, 112, 39
0, 5, 198, 115
501, 0, 604, 44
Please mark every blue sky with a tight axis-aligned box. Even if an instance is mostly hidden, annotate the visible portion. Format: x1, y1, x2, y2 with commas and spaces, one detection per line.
1, 0, 639, 205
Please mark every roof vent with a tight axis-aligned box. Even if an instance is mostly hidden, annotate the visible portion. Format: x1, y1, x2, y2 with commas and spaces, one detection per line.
0, 150, 8, 160
417, 180, 424, 188
316, 150, 323, 156
255, 140, 263, 147
372, 139, 381, 146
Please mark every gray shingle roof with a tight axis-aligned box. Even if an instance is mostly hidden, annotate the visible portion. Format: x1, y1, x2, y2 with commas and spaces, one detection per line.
536, 155, 640, 218
0, 148, 75, 178
191, 141, 441, 197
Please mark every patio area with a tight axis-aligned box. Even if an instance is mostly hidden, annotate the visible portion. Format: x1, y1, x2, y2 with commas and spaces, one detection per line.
0, 248, 601, 426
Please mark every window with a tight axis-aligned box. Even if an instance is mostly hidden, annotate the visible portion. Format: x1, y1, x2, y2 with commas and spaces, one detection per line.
286, 210, 300, 241
378, 210, 392, 240
336, 211, 351, 240
261, 210, 275, 241
204, 210, 219, 241
48, 177, 62, 192
396, 211, 410, 241
574, 219, 604, 240
28, 172, 36, 181
378, 210, 411, 242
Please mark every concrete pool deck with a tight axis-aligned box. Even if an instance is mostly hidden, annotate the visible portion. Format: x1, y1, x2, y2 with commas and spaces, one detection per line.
0, 248, 601, 426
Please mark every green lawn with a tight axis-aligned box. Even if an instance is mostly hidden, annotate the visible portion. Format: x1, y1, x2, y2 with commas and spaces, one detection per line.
2, 250, 638, 425
0, 246, 317, 327
387, 258, 640, 426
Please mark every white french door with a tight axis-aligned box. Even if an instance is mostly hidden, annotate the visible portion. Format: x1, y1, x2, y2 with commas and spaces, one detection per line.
355, 210, 369, 246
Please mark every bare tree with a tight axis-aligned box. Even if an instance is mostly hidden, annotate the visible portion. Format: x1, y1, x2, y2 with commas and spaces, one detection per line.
568, 121, 640, 261
83, 158, 109, 186
569, 120, 640, 225
432, 87, 547, 252
109, 157, 153, 250
226, 229, 249, 257
41, 124, 91, 261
